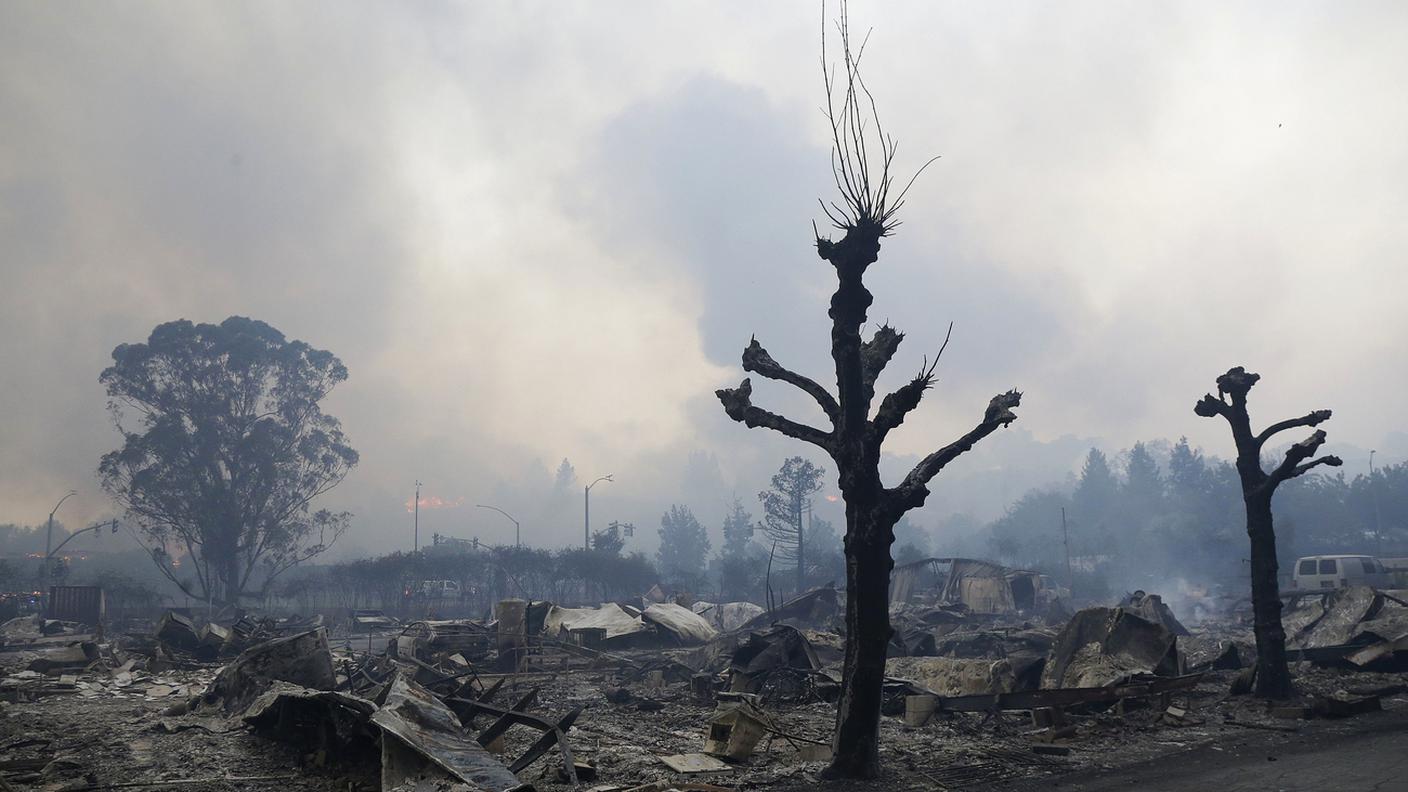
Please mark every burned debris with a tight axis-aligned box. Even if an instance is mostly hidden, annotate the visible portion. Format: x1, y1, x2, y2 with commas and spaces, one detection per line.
6, 564, 1406, 792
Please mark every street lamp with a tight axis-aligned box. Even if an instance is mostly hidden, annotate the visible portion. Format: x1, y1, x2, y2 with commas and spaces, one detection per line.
46, 519, 120, 566
584, 474, 613, 550
41, 490, 77, 603
476, 504, 521, 548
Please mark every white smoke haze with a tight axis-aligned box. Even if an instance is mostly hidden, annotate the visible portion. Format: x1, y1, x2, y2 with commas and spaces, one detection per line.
2, 2, 1406, 559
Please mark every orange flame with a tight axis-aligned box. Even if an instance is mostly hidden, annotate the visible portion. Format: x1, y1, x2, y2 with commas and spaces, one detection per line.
405, 495, 465, 513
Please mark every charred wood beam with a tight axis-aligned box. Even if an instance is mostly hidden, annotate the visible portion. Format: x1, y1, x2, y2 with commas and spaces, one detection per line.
716, 378, 835, 452
507, 707, 582, 779
887, 391, 1021, 513
741, 338, 839, 422
467, 689, 539, 746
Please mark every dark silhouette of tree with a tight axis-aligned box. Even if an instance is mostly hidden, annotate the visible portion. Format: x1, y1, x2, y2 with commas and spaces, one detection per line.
99, 317, 357, 606
1195, 366, 1340, 699
1124, 442, 1164, 510
758, 456, 826, 594
720, 497, 755, 559
1167, 437, 1206, 502
656, 505, 710, 588
715, 5, 1021, 777
591, 521, 629, 555
1073, 448, 1118, 527
554, 458, 577, 492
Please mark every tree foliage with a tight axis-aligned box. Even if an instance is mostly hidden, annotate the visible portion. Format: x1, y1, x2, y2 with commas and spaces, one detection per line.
758, 456, 826, 592
656, 505, 711, 589
720, 497, 755, 559
98, 316, 357, 605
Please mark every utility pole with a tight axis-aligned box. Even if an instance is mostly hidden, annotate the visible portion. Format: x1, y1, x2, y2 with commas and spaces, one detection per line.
1061, 507, 1073, 599
584, 474, 613, 550
414, 480, 421, 553
1370, 451, 1383, 556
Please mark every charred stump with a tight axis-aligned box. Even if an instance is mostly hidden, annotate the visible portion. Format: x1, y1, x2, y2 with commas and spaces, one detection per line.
1195, 366, 1340, 699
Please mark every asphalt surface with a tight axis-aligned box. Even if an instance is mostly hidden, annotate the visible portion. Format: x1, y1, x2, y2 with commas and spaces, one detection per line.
1032, 706, 1408, 792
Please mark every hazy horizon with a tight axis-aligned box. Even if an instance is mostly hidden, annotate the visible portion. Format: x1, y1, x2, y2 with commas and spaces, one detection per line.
4, 2, 1406, 559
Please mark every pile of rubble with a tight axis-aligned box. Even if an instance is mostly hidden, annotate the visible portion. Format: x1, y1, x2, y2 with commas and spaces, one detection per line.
2, 579, 1407, 791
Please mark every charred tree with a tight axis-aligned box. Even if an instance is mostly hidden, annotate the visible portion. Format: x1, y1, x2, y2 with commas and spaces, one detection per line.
1195, 366, 1340, 699
715, 5, 1020, 778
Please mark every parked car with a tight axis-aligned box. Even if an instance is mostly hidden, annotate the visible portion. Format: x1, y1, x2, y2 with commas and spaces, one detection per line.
1291, 554, 1392, 591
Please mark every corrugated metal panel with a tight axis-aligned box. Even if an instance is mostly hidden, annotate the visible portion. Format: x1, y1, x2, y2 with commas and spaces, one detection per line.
47, 585, 105, 624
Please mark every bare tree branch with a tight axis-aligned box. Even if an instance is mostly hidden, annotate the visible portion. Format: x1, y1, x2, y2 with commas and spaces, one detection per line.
716, 378, 835, 451
741, 337, 840, 422
871, 376, 928, 443
817, 0, 932, 235
1290, 455, 1343, 480
1269, 429, 1334, 485
860, 324, 903, 387
1193, 393, 1230, 419
871, 323, 952, 443
887, 390, 1021, 512
1257, 409, 1333, 447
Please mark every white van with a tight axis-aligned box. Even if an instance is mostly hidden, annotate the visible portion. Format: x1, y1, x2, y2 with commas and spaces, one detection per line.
1291, 555, 1391, 591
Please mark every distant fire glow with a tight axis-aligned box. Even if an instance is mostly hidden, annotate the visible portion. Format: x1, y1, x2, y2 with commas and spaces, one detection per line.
405, 495, 465, 513
825, 495, 839, 502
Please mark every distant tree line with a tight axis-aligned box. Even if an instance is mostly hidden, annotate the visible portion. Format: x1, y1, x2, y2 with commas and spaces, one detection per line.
975, 438, 1408, 596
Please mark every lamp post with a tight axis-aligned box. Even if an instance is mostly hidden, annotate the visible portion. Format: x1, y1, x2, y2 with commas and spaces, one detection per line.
46, 519, 120, 567
41, 491, 77, 608
584, 474, 613, 550
476, 504, 521, 548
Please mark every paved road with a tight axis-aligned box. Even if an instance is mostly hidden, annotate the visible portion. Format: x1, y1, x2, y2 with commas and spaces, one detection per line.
1032, 707, 1408, 792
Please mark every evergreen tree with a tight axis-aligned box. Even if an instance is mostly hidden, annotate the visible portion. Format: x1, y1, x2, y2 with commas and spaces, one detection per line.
1167, 436, 1206, 502
720, 497, 754, 558
758, 457, 826, 594
1124, 442, 1164, 510
657, 505, 711, 587
1073, 449, 1118, 527
554, 458, 577, 492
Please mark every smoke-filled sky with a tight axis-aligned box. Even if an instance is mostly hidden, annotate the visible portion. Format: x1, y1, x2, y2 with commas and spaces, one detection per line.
3, 2, 1406, 557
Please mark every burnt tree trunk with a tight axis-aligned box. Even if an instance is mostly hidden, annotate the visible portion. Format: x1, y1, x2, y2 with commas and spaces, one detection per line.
823, 225, 888, 778
1245, 492, 1293, 699
717, 222, 1020, 779
1196, 366, 1340, 700
829, 494, 894, 776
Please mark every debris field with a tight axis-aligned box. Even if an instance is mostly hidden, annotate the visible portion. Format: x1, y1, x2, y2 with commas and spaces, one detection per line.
4, 574, 1408, 791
